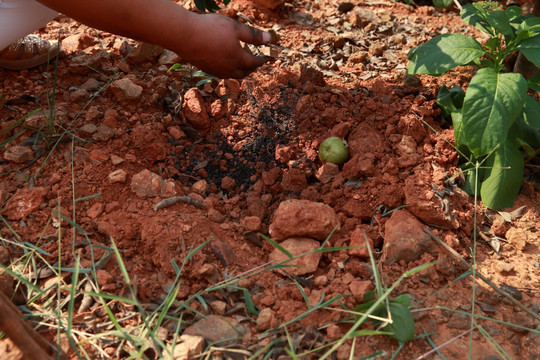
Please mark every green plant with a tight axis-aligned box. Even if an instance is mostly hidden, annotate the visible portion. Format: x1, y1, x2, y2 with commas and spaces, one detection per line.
432, 0, 453, 10
407, 1, 540, 209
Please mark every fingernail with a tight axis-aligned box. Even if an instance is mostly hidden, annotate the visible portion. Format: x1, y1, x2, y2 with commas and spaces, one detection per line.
262, 31, 272, 43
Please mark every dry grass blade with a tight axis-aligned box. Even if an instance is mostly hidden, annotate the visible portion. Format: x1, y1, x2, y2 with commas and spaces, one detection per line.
424, 228, 540, 322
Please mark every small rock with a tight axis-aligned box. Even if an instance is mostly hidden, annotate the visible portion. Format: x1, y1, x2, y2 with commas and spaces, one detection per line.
316, 163, 340, 184
3, 146, 33, 163
69, 52, 102, 74
326, 324, 343, 339
87, 203, 103, 219
215, 79, 240, 101
1, 187, 47, 220
108, 169, 127, 183
80, 78, 101, 92
61, 33, 97, 53
79, 123, 97, 138
110, 155, 124, 165
368, 42, 386, 57
103, 109, 119, 128
382, 209, 434, 265
210, 240, 235, 267
241, 216, 262, 232
447, 313, 470, 330
70, 88, 88, 102
162, 334, 205, 360
268, 238, 322, 276
220, 176, 236, 192
126, 42, 164, 65
95, 269, 113, 287
158, 49, 181, 65
210, 300, 227, 315
348, 227, 374, 258
92, 124, 114, 141
192, 180, 208, 195
208, 208, 224, 223
89, 149, 108, 162
130, 169, 176, 198
183, 88, 210, 131
269, 199, 340, 241
256, 308, 275, 331
110, 78, 143, 101
168, 126, 185, 140
349, 280, 374, 300
184, 314, 239, 345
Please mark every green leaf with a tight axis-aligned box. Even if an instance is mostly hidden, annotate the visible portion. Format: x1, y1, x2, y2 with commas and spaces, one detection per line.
383, 301, 416, 342
519, 35, 540, 69
461, 68, 527, 156
484, 36, 500, 51
407, 34, 485, 75
481, 141, 524, 209
505, 6, 524, 24
432, 0, 452, 10
461, 4, 492, 34
437, 85, 465, 117
528, 72, 540, 92
523, 95, 540, 129
485, 10, 514, 38
519, 17, 540, 35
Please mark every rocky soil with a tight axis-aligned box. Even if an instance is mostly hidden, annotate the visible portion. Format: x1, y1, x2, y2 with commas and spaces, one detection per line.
0, 0, 539, 359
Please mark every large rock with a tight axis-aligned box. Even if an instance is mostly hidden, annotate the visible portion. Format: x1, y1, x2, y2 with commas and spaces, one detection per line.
183, 88, 210, 131
403, 171, 459, 229
269, 199, 340, 241
268, 238, 322, 276
382, 209, 435, 265
1, 187, 47, 220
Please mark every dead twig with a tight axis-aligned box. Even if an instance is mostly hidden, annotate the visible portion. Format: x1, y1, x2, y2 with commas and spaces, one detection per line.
424, 228, 540, 322
0, 290, 55, 360
153, 196, 205, 211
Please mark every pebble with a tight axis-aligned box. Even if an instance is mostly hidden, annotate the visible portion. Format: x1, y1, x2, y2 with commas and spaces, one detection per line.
92, 124, 114, 141
110, 78, 143, 101
256, 308, 275, 331
268, 237, 322, 276
130, 169, 176, 198
348, 226, 374, 258
269, 199, 340, 241
382, 209, 435, 265
3, 145, 33, 163
184, 314, 240, 345
183, 88, 210, 131
108, 169, 127, 183
110, 155, 124, 165
349, 280, 374, 301
240, 216, 262, 232
161, 334, 205, 360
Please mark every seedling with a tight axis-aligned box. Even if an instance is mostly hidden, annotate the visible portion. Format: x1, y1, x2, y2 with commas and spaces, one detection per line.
407, 1, 540, 209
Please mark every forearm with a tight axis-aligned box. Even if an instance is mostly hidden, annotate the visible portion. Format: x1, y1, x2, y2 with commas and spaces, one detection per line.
37, 0, 196, 53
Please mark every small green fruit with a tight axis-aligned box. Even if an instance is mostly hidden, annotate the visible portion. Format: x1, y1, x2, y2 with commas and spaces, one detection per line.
318, 137, 349, 165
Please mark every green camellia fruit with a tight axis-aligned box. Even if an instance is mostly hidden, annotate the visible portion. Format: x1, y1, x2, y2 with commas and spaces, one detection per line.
318, 137, 349, 165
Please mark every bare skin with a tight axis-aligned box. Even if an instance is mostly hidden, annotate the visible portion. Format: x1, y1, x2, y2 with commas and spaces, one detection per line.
38, 0, 272, 78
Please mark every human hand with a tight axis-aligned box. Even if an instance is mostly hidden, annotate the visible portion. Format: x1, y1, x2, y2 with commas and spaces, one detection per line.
178, 13, 273, 78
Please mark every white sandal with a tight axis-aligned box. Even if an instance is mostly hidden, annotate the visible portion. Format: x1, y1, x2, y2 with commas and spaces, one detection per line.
0, 35, 59, 71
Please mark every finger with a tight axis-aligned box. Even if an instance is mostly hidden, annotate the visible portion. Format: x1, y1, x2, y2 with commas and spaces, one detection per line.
236, 22, 272, 45
240, 51, 272, 71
